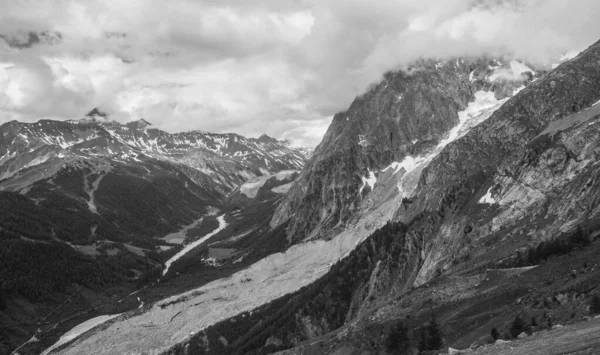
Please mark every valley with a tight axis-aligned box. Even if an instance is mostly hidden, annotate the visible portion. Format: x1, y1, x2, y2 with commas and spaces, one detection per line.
2, 9, 600, 355
0, 116, 310, 354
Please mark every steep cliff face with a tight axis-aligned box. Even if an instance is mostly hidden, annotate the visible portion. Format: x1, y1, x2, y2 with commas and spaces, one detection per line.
272, 57, 538, 243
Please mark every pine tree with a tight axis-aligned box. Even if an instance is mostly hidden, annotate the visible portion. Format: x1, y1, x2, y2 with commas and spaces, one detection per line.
418, 329, 427, 353
491, 327, 500, 340
590, 294, 600, 314
509, 316, 530, 338
386, 321, 410, 354
426, 315, 443, 350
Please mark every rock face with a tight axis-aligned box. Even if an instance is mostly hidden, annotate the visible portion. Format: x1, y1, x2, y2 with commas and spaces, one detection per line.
272, 57, 539, 243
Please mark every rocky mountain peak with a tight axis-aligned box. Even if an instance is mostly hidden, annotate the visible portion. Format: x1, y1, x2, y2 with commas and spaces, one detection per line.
271, 55, 544, 243
256, 133, 279, 144
85, 108, 108, 119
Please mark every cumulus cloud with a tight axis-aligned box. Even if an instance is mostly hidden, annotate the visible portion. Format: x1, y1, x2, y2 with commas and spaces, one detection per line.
0, 0, 599, 146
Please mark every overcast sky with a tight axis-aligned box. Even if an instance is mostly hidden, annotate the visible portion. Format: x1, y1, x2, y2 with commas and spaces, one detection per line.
1, 0, 599, 147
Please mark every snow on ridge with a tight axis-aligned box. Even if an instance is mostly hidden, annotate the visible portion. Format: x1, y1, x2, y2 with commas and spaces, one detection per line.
437, 91, 505, 150
381, 90, 507, 198
382, 156, 424, 175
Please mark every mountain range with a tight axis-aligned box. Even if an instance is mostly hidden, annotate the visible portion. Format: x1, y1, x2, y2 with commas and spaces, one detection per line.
3, 39, 600, 355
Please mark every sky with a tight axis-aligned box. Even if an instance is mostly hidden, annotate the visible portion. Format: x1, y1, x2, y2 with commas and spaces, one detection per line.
1, 0, 599, 147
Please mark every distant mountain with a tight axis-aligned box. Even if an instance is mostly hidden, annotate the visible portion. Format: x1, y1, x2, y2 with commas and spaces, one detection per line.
0, 117, 309, 192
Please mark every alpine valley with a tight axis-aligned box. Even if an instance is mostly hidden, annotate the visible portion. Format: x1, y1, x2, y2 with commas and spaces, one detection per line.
4, 38, 600, 355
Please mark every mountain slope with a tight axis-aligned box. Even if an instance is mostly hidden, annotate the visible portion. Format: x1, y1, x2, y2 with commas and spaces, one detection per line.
187, 41, 600, 354
271, 57, 540, 243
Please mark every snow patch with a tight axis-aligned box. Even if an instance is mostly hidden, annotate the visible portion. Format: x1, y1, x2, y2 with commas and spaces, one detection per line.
358, 134, 368, 147
512, 86, 525, 95
479, 187, 496, 204
437, 91, 505, 150
359, 170, 376, 195
382, 156, 424, 175
271, 182, 293, 194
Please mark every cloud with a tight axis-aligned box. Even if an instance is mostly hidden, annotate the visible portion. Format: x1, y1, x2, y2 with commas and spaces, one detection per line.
1, 0, 599, 147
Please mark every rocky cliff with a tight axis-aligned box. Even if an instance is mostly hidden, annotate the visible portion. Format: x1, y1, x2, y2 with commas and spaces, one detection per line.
272, 57, 539, 243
